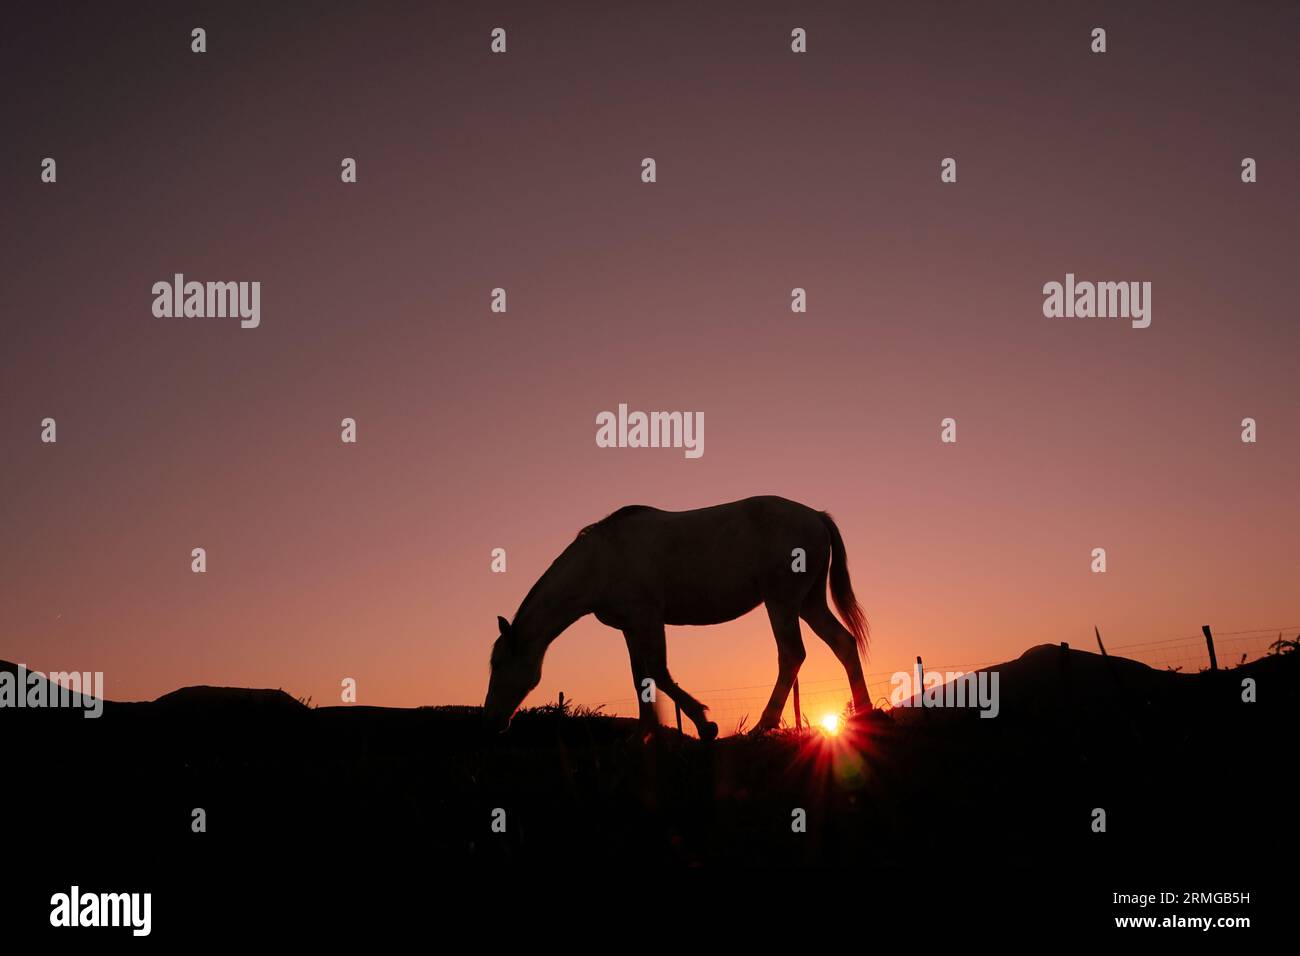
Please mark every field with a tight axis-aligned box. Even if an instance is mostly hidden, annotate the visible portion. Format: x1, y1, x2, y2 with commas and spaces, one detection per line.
4, 642, 1295, 927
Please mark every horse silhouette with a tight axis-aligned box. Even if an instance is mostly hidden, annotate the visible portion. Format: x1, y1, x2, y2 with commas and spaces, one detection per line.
484, 496, 871, 738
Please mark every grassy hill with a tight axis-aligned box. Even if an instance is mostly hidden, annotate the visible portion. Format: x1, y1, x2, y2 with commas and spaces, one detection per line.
3, 645, 1295, 922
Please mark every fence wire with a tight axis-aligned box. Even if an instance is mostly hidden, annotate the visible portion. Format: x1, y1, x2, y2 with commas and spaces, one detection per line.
577, 625, 1297, 735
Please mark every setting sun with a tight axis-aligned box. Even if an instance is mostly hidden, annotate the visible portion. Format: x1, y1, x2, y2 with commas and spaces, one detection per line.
820, 713, 841, 735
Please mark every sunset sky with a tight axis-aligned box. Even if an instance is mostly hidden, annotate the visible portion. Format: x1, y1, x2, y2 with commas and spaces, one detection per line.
3, 1, 1297, 725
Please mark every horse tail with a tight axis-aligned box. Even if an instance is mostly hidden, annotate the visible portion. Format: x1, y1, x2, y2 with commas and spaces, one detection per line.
819, 511, 869, 657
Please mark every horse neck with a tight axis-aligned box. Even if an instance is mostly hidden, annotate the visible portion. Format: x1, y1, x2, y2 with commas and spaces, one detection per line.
512, 541, 593, 654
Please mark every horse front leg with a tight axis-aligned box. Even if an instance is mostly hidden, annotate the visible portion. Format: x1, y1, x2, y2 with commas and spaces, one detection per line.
621, 631, 660, 740
755, 604, 806, 732
625, 620, 717, 741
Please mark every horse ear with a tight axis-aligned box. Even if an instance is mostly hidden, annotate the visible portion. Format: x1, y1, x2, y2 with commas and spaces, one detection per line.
497, 615, 511, 637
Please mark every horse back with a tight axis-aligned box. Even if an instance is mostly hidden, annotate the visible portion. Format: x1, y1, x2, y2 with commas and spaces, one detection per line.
586, 497, 829, 626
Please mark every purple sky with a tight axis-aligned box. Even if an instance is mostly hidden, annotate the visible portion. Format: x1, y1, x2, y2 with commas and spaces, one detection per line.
2, 1, 1297, 725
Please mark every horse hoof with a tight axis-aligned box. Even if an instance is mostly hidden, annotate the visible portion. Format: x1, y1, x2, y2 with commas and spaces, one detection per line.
698, 721, 719, 741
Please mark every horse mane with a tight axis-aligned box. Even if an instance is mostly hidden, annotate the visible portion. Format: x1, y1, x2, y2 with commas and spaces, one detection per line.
498, 507, 654, 651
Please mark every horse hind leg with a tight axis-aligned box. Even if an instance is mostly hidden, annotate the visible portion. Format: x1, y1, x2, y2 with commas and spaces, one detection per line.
801, 593, 872, 714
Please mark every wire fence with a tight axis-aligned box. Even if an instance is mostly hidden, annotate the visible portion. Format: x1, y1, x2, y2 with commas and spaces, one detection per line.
577, 625, 1298, 736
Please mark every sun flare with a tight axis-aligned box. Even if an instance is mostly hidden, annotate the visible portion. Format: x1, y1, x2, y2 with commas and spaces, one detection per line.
820, 713, 841, 735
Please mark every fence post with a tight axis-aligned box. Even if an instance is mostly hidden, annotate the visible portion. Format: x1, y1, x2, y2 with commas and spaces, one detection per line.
792, 676, 802, 732
1202, 625, 1218, 672
675, 701, 682, 733
1094, 626, 1132, 718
